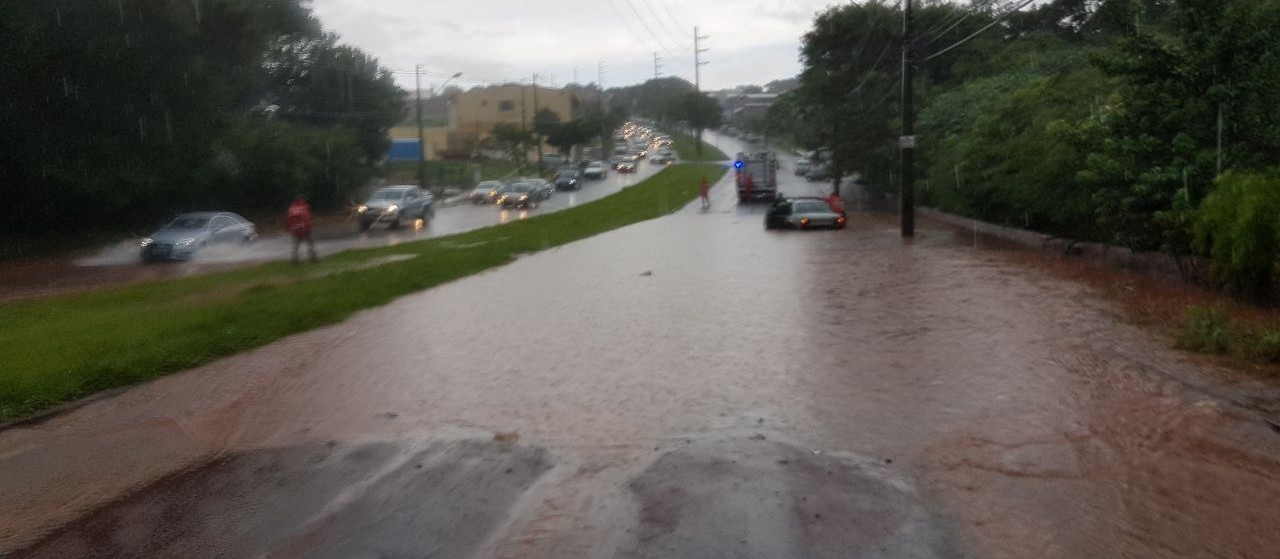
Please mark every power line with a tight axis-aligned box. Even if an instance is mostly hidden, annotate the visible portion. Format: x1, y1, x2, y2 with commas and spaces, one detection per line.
920, 10, 974, 49
603, 0, 662, 57
642, 0, 689, 53
656, 0, 693, 38
623, 0, 683, 59
921, 0, 1040, 62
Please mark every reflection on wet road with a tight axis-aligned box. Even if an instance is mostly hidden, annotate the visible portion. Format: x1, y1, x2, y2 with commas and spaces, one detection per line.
0, 162, 670, 301
3, 136, 1279, 557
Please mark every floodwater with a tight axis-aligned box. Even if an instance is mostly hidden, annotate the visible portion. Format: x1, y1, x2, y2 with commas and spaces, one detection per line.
0, 164, 663, 301
3, 136, 1280, 557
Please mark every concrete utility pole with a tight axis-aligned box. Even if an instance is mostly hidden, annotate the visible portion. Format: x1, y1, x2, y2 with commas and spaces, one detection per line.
415, 64, 426, 188
654, 52, 663, 80
694, 27, 710, 92
899, 0, 916, 238
532, 73, 543, 161
598, 62, 608, 155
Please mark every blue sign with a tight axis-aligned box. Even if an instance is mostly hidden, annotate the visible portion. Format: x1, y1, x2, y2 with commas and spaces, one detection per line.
388, 139, 422, 161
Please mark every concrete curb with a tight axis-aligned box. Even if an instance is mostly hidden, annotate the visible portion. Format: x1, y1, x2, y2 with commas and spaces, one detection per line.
917, 207, 1209, 283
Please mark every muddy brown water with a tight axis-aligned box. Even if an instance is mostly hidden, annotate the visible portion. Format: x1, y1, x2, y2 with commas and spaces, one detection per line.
3, 161, 1280, 557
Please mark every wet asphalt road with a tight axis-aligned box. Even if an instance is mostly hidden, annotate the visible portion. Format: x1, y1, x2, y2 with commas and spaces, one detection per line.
4, 133, 1280, 557
0, 158, 675, 301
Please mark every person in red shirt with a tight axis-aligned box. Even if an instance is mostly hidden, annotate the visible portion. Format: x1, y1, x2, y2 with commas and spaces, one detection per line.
825, 191, 846, 218
286, 194, 317, 264
698, 176, 711, 209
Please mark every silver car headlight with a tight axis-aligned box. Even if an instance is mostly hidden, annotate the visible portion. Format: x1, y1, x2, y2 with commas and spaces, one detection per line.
139, 237, 153, 247
384, 205, 399, 213
357, 205, 368, 213
176, 238, 196, 247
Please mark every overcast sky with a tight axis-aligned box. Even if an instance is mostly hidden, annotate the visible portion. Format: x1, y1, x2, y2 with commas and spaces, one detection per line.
310, 0, 842, 92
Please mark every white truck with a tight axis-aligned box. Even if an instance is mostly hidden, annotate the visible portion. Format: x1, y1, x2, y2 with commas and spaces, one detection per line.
734, 151, 779, 203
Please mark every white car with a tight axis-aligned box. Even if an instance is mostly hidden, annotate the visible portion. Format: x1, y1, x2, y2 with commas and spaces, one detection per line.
583, 161, 609, 179
794, 158, 813, 176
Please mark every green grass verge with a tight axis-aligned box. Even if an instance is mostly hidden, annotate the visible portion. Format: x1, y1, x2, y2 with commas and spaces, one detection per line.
0, 163, 726, 421
1176, 306, 1280, 364
670, 131, 728, 162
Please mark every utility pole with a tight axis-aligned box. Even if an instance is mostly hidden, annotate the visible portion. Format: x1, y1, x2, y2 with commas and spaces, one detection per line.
415, 64, 426, 188
532, 73, 543, 161
694, 26, 710, 92
598, 62, 608, 156
899, 0, 916, 238
654, 52, 663, 80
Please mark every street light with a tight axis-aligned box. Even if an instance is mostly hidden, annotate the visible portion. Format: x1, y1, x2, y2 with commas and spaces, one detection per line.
416, 70, 463, 189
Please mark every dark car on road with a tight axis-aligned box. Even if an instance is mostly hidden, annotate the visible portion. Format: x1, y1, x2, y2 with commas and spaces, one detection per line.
764, 197, 846, 230
140, 212, 257, 262
469, 181, 503, 204
497, 183, 540, 209
617, 161, 637, 173
523, 178, 555, 199
555, 170, 582, 191
357, 185, 433, 230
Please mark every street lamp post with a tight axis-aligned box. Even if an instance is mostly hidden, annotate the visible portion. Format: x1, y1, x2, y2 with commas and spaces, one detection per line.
415, 69, 462, 190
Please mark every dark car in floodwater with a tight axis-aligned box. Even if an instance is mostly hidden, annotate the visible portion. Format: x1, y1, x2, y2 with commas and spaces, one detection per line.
764, 198, 845, 230
140, 212, 257, 262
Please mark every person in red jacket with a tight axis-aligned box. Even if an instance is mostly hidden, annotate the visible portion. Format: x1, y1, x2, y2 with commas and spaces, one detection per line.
286, 194, 318, 264
698, 176, 711, 209
825, 191, 846, 218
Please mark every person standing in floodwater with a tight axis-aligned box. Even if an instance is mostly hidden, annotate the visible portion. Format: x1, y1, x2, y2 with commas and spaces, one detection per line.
286, 194, 318, 264
699, 176, 711, 209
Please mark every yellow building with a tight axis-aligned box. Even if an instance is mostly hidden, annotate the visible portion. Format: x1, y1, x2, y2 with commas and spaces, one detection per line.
450, 84, 580, 141
389, 84, 583, 161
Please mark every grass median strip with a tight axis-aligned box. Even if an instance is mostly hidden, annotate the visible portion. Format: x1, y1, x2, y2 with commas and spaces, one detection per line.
670, 131, 728, 162
0, 163, 727, 421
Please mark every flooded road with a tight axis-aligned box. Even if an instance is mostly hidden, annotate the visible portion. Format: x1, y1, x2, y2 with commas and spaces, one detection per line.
0, 164, 667, 301
3, 154, 1280, 557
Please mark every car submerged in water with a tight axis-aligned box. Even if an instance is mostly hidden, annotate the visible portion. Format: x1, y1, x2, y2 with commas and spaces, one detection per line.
764, 197, 846, 230
140, 212, 257, 262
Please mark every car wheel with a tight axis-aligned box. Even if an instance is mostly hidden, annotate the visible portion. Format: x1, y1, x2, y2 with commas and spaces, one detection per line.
389, 214, 402, 230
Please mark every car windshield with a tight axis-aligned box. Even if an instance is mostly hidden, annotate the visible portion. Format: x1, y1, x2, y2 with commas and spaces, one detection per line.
560, 172, 578, 179
371, 189, 405, 200
793, 202, 830, 214
163, 217, 210, 230
475, 184, 497, 192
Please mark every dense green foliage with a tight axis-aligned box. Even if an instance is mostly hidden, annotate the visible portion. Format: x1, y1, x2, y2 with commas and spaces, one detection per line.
0, 163, 726, 421
669, 131, 728, 162
775, 0, 1280, 295
0, 0, 401, 238
662, 92, 723, 155
1194, 171, 1280, 296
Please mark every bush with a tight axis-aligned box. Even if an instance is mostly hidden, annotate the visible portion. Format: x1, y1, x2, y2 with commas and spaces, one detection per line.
1176, 306, 1234, 353
1193, 170, 1280, 297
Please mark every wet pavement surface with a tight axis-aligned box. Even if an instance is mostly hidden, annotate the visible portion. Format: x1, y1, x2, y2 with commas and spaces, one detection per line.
3, 133, 1280, 557
0, 162, 666, 301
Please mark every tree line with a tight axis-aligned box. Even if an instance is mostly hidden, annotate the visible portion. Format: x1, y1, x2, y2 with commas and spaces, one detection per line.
1, 0, 403, 238
766, 0, 1280, 297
